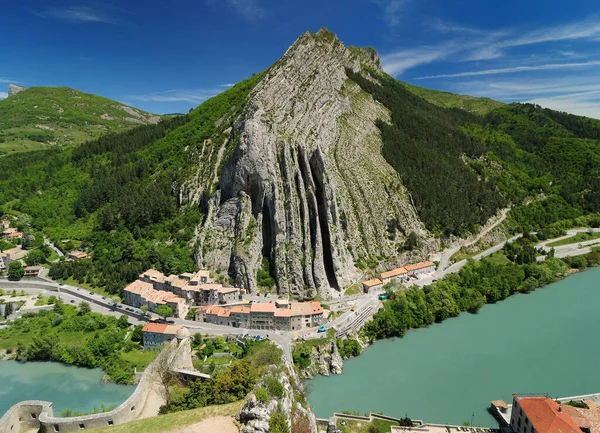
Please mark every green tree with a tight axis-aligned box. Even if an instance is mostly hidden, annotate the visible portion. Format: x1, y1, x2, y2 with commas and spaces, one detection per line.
131, 325, 143, 342
24, 249, 47, 266
78, 302, 91, 315
7, 261, 24, 279
117, 314, 130, 328
155, 305, 173, 319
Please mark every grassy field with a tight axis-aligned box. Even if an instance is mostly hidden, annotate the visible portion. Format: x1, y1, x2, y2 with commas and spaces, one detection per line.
547, 231, 600, 247
337, 418, 398, 433
0, 86, 161, 155
483, 252, 511, 266
88, 401, 244, 433
120, 349, 157, 371
401, 82, 503, 115
345, 284, 361, 296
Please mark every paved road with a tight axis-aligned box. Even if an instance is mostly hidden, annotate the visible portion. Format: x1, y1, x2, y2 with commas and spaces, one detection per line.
44, 238, 64, 260
435, 208, 511, 272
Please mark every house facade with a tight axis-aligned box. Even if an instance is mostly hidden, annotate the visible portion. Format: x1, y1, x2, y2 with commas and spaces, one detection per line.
510, 395, 582, 433
196, 301, 324, 331
141, 323, 181, 349
362, 278, 383, 293
379, 267, 408, 284
405, 261, 435, 277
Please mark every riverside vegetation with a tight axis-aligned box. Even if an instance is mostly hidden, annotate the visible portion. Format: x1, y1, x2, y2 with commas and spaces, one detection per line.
0, 301, 152, 384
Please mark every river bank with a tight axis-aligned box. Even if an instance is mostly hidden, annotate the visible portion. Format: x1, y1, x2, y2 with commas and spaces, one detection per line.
308, 265, 600, 425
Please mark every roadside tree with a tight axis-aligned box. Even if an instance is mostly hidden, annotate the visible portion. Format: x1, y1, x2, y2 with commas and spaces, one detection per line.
7, 261, 24, 279
155, 305, 173, 320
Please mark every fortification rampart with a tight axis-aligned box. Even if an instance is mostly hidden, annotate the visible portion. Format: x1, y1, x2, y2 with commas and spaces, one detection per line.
0, 340, 175, 433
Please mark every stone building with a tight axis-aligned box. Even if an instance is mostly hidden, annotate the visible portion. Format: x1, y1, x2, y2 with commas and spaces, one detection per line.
405, 261, 435, 277
510, 395, 582, 433
196, 301, 324, 331
362, 278, 383, 293
141, 323, 182, 349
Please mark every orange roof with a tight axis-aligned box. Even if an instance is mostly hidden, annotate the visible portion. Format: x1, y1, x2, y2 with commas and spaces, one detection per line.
206, 306, 223, 315
230, 305, 250, 314
379, 267, 407, 279
199, 283, 223, 290
217, 309, 231, 317
141, 269, 167, 282
218, 287, 239, 294
405, 261, 435, 272
363, 278, 383, 287
290, 301, 323, 316
124, 280, 154, 295
492, 400, 508, 409
251, 303, 276, 313
274, 309, 292, 317
69, 251, 90, 259
142, 323, 180, 335
196, 306, 210, 313
515, 395, 582, 433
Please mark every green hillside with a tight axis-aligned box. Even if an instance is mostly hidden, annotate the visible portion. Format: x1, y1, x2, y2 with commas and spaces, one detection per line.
0, 86, 161, 155
0, 72, 265, 295
402, 81, 503, 114
0, 39, 599, 295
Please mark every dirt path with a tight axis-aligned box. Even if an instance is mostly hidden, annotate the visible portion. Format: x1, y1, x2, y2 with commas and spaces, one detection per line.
436, 207, 510, 271
167, 416, 239, 433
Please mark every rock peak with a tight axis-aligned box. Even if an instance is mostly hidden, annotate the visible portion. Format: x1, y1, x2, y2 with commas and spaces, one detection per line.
8, 84, 26, 97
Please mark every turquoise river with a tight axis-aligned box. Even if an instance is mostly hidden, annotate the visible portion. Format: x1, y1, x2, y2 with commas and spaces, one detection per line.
308, 266, 600, 426
0, 361, 135, 417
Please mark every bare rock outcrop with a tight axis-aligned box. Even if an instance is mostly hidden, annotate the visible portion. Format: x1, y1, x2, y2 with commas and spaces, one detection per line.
194, 28, 426, 299
8, 84, 25, 97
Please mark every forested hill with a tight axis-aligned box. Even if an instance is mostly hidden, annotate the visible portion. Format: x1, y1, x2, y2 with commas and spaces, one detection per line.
348, 69, 600, 238
0, 30, 599, 298
0, 86, 161, 155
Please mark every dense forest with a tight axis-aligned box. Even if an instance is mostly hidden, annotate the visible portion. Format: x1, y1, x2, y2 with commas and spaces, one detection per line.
347, 69, 506, 237
0, 72, 265, 295
348, 69, 600, 238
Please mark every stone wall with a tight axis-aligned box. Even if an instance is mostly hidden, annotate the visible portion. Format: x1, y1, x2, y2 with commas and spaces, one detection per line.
0, 340, 174, 433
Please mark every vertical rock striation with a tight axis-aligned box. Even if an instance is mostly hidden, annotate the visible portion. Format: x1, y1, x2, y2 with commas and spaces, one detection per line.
196, 28, 425, 298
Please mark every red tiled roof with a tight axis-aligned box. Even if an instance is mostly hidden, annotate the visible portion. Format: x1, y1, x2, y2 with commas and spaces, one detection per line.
379, 267, 407, 279
405, 261, 435, 272
142, 323, 180, 335
363, 278, 383, 287
274, 309, 292, 317
124, 280, 154, 295
515, 395, 582, 433
251, 303, 276, 313
230, 306, 250, 314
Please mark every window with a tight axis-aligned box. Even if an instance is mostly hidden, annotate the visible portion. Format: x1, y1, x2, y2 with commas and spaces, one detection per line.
54, 425, 60, 432
130, 406, 135, 412
108, 421, 114, 426
79, 424, 85, 430
31, 414, 37, 419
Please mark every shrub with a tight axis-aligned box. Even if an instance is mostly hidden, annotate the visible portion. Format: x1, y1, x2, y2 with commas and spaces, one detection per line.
255, 387, 269, 403
265, 376, 284, 398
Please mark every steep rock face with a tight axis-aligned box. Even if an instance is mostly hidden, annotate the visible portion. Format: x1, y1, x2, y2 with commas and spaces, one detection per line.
196, 29, 424, 298
8, 84, 25, 97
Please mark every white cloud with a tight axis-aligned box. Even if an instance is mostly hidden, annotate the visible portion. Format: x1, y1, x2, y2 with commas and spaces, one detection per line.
35, 4, 124, 24
205, 0, 265, 21
383, 16, 600, 76
370, 0, 410, 28
527, 91, 600, 119
128, 88, 225, 104
415, 60, 600, 79
219, 83, 235, 88
0, 78, 17, 84
0, 92, 7, 99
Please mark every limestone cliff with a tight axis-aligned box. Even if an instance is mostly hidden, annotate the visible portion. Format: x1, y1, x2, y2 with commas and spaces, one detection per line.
7, 84, 25, 97
194, 28, 425, 298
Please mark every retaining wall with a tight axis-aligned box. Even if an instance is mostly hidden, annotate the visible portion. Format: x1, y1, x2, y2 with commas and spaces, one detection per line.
0, 340, 174, 433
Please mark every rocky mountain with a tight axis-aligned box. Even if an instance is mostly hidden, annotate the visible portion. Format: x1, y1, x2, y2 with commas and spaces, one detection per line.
193, 29, 425, 298
2, 28, 599, 301
0, 85, 161, 154
7, 84, 25, 97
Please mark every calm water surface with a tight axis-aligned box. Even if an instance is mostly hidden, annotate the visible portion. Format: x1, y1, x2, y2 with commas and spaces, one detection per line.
0, 361, 135, 416
309, 267, 600, 426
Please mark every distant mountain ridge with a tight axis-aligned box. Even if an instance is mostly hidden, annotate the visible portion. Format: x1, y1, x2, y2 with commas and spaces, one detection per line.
0, 85, 161, 154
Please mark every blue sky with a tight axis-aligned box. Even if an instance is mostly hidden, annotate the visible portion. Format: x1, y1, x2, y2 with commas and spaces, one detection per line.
2, 0, 600, 117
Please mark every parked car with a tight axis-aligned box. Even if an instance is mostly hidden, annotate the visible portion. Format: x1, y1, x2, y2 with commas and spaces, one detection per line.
89, 291, 94, 295
317, 325, 327, 333
70, 300, 75, 304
